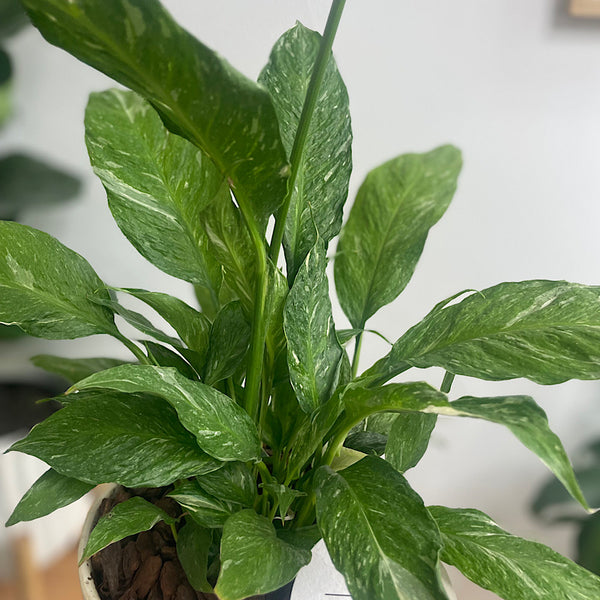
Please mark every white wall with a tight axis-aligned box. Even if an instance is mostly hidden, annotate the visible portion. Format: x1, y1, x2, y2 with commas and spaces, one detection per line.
2, 1, 600, 597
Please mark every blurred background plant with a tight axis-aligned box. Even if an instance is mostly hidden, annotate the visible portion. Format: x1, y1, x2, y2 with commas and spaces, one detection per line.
0, 2, 87, 596
0, 0, 81, 341
532, 436, 600, 576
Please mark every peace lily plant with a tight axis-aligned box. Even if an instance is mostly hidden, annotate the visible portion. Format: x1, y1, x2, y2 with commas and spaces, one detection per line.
3, 1, 600, 599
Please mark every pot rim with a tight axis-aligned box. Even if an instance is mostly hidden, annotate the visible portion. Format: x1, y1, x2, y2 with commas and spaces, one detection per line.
78, 483, 118, 600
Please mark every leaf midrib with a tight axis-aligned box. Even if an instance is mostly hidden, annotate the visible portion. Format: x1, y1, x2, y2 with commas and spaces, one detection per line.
400, 320, 600, 364
108, 90, 212, 282
354, 173, 421, 327
334, 473, 427, 599
0, 280, 113, 333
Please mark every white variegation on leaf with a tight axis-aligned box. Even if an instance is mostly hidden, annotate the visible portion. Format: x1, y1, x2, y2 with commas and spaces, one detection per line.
71, 364, 261, 462
284, 240, 343, 413
0, 221, 117, 339
22, 0, 288, 225
335, 146, 462, 328
215, 510, 311, 600
259, 22, 352, 280
315, 456, 449, 600
9, 391, 220, 487
362, 280, 600, 386
431, 506, 600, 600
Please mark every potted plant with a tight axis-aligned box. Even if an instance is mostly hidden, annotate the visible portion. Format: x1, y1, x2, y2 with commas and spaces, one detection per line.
4, 0, 600, 598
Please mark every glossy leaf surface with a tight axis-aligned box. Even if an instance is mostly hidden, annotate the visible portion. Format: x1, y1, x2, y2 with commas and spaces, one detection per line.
168, 480, 233, 529
196, 462, 256, 508
335, 146, 462, 327
6, 469, 93, 526
315, 456, 448, 600
22, 0, 288, 223
81, 496, 174, 562
284, 240, 343, 413
431, 505, 600, 600
72, 365, 261, 462
203, 301, 251, 385
10, 391, 219, 486
143, 341, 198, 380
0, 221, 117, 339
176, 519, 213, 592
31, 355, 129, 384
259, 22, 352, 279
120, 288, 211, 352
214, 510, 311, 600
85, 90, 222, 293
386, 412, 437, 473
200, 193, 256, 312
363, 280, 600, 386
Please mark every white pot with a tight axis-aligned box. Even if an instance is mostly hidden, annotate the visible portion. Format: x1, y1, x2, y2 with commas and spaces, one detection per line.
78, 484, 117, 600
78, 485, 456, 600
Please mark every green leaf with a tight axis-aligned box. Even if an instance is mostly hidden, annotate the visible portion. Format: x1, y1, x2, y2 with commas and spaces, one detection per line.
284, 240, 343, 413
6, 469, 93, 526
168, 480, 233, 529
287, 394, 343, 479
315, 456, 448, 600
276, 525, 321, 552
91, 294, 182, 347
259, 22, 352, 279
203, 301, 251, 386
72, 364, 261, 462
9, 391, 219, 487
0, 154, 81, 220
362, 280, 600, 386
119, 288, 211, 353
260, 483, 305, 521
200, 192, 256, 312
344, 430, 388, 455
85, 90, 222, 294
335, 145, 462, 328
22, 0, 288, 224
341, 384, 588, 509
430, 505, 600, 600
386, 412, 437, 472
31, 355, 129, 384
578, 511, 600, 576
143, 341, 198, 380
196, 462, 256, 508
214, 509, 311, 600
176, 519, 213, 592
0, 221, 117, 339
81, 496, 174, 563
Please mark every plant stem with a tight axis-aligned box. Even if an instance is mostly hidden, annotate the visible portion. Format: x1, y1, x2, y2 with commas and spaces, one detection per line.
441, 371, 455, 394
235, 192, 268, 424
351, 330, 363, 378
114, 333, 149, 364
268, 0, 347, 269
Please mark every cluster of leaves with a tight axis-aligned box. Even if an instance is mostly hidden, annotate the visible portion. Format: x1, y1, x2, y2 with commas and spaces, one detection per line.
3, 1, 600, 599
0, 0, 80, 339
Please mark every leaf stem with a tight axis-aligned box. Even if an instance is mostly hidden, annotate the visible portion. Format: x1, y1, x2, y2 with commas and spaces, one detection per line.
235, 192, 268, 424
441, 371, 455, 394
114, 333, 149, 364
351, 330, 363, 378
268, 0, 347, 270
